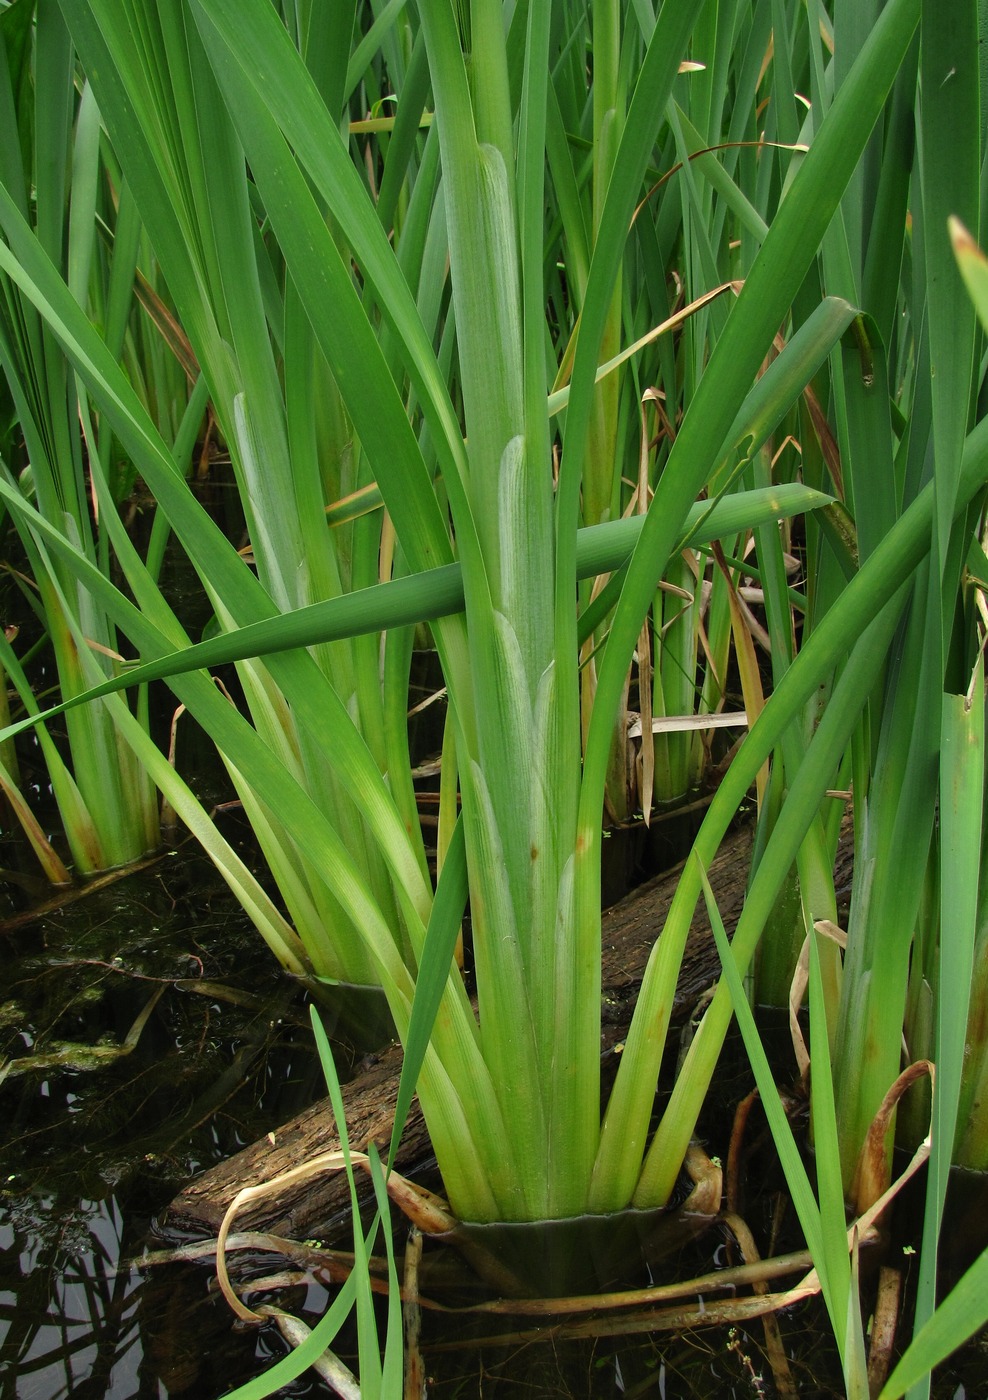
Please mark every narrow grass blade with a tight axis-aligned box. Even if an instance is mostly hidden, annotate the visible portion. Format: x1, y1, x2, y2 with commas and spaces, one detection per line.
367, 1142, 404, 1399
0, 485, 831, 747
389, 815, 470, 1170
920, 0, 979, 580
584, 0, 921, 785
216, 1271, 361, 1400
807, 927, 856, 1372
695, 859, 825, 1266
216, 1012, 380, 1400
878, 1247, 988, 1398
606, 408, 988, 1211
909, 661, 985, 1395
311, 1007, 383, 1397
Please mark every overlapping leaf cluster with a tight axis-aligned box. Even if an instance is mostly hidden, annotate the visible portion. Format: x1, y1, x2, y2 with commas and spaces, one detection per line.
3, 3, 988, 1390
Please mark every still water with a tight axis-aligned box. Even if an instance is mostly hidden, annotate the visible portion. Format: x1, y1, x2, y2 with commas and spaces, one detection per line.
0, 822, 345, 1399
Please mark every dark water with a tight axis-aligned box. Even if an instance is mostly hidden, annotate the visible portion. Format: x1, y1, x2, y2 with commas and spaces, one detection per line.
0, 814, 360, 1399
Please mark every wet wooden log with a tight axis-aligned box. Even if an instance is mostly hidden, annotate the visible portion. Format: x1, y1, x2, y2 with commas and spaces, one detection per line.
165, 816, 853, 1240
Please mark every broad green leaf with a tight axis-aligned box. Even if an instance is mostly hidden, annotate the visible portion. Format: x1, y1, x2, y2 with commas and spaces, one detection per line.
879, 1246, 988, 1399
0, 485, 831, 746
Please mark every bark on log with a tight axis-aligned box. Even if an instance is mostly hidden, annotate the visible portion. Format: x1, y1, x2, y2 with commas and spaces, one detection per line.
165, 815, 853, 1240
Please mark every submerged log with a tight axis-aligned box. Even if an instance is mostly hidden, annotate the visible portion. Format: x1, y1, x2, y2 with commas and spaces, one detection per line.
165, 816, 852, 1239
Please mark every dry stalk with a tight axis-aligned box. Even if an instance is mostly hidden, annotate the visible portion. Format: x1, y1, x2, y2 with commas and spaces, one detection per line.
214, 1150, 456, 1323
721, 1211, 797, 1397
403, 1227, 426, 1400
257, 1306, 361, 1400
866, 1265, 903, 1397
